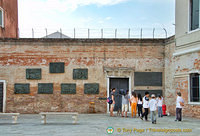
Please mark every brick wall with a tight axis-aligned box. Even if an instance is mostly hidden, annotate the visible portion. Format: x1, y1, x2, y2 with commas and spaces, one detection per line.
164, 38, 200, 118
0, 38, 165, 113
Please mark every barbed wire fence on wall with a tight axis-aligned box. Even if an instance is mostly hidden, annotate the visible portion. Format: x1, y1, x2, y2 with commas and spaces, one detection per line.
19, 27, 174, 39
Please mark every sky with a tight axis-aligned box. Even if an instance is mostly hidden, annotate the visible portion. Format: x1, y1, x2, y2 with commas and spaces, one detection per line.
18, 0, 175, 38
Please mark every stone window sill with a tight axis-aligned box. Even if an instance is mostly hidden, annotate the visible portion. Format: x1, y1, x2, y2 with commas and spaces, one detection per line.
188, 102, 200, 105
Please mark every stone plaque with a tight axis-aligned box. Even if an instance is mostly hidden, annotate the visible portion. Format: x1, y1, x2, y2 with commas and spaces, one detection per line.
26, 68, 41, 80
38, 83, 53, 94
14, 83, 30, 94
84, 83, 99, 94
61, 83, 76, 94
73, 69, 88, 80
49, 62, 65, 73
134, 90, 162, 97
134, 72, 162, 86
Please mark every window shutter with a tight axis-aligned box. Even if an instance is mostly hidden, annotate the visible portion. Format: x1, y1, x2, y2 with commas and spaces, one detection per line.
0, 9, 2, 27
191, 0, 200, 30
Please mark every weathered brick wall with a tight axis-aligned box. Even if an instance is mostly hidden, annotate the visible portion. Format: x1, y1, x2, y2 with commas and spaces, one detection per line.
174, 52, 200, 118
164, 39, 176, 115
165, 38, 200, 118
0, 39, 165, 113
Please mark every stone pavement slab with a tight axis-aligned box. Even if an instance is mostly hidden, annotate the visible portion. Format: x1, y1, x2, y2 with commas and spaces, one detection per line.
0, 114, 199, 136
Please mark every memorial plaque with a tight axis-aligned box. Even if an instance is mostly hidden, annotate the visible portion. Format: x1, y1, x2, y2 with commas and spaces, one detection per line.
134, 90, 162, 97
84, 83, 99, 94
38, 83, 53, 94
61, 83, 76, 94
26, 68, 41, 80
49, 62, 65, 73
73, 69, 88, 80
134, 72, 162, 86
14, 83, 30, 94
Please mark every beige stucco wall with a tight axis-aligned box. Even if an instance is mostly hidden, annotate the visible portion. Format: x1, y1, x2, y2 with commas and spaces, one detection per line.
175, 0, 200, 48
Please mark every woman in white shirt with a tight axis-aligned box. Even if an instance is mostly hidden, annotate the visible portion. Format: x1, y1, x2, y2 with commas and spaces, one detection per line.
157, 95, 163, 117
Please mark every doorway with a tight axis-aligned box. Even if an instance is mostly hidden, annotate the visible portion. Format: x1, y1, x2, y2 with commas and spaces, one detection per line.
0, 82, 3, 112
0, 80, 6, 113
109, 78, 129, 111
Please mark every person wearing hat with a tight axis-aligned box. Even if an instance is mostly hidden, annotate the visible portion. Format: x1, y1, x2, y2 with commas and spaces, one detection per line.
148, 94, 157, 124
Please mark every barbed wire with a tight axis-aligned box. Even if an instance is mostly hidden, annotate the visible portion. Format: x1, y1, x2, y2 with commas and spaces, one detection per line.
18, 27, 174, 39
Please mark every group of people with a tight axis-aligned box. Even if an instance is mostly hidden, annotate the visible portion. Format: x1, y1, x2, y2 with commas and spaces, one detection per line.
109, 88, 184, 124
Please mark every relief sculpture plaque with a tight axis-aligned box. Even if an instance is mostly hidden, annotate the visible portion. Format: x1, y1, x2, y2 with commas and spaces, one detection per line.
14, 83, 30, 94
73, 69, 88, 80
49, 62, 65, 73
38, 83, 53, 94
26, 68, 41, 80
84, 83, 99, 94
61, 83, 76, 94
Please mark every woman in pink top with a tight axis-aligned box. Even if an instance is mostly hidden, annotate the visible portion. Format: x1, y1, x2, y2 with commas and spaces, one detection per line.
130, 92, 138, 118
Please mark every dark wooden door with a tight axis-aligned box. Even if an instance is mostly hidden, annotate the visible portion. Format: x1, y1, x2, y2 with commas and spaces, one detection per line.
0, 83, 3, 112
109, 78, 129, 111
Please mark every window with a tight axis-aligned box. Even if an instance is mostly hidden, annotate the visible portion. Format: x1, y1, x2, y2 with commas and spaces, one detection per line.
190, 0, 200, 31
0, 7, 3, 27
190, 73, 200, 102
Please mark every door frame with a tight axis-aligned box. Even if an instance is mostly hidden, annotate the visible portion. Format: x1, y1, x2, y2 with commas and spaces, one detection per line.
107, 76, 131, 113
0, 80, 6, 113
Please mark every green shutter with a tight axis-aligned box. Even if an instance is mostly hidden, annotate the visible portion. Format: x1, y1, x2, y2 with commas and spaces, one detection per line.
0, 10, 2, 26
191, 0, 200, 30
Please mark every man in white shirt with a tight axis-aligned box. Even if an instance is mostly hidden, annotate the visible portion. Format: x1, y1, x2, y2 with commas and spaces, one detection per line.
141, 91, 149, 121
149, 94, 157, 124
175, 92, 184, 121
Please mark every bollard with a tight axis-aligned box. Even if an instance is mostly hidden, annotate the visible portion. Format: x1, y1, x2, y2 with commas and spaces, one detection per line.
89, 102, 95, 113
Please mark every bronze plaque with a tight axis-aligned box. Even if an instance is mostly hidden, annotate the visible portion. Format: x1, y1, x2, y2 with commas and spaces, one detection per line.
61, 83, 76, 94
38, 83, 53, 94
134, 72, 162, 86
84, 83, 99, 94
50, 62, 65, 73
14, 83, 30, 94
73, 69, 88, 80
26, 69, 41, 80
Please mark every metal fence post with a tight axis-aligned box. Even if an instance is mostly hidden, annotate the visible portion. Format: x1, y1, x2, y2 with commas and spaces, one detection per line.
153, 28, 155, 39
88, 28, 90, 39
45, 28, 48, 38
163, 28, 167, 38
128, 28, 130, 39
101, 29, 103, 39
74, 28, 76, 39
32, 28, 34, 38
60, 28, 62, 38
115, 29, 117, 38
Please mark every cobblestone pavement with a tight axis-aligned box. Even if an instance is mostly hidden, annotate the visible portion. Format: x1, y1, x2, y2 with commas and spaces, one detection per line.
0, 114, 199, 136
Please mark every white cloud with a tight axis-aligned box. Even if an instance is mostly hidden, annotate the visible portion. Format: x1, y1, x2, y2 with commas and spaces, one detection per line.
19, 0, 129, 13
18, 0, 128, 37
18, 0, 174, 38
105, 17, 112, 20
136, 0, 174, 3
18, 0, 128, 27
